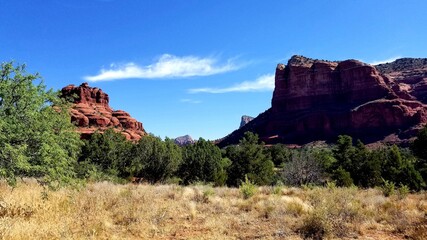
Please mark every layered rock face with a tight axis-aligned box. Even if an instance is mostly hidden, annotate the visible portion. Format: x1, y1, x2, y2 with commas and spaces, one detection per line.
218, 56, 427, 147
61, 83, 146, 140
376, 58, 427, 103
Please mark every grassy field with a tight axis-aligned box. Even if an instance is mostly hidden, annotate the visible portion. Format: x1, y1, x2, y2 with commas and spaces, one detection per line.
0, 180, 426, 239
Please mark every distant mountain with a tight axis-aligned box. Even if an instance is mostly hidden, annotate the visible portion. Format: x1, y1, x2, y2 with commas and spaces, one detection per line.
174, 135, 195, 146
218, 56, 427, 147
240, 115, 254, 128
375, 58, 427, 74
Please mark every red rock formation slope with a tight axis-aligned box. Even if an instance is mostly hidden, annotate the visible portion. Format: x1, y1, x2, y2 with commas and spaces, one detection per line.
218, 56, 427, 147
376, 58, 427, 103
61, 83, 146, 140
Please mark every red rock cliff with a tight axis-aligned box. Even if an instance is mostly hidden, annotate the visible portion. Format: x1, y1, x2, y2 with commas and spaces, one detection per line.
61, 83, 146, 140
218, 56, 427, 147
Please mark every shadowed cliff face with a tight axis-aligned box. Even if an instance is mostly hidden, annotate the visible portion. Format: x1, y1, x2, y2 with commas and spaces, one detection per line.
61, 83, 146, 140
218, 56, 427, 147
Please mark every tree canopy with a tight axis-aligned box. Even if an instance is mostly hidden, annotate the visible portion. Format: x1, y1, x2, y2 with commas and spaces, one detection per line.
0, 62, 82, 187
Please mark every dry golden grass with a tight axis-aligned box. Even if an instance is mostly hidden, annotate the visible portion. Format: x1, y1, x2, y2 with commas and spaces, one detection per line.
0, 179, 426, 239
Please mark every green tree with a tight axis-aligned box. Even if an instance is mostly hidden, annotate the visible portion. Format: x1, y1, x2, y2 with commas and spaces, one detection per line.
179, 138, 229, 185
132, 136, 182, 183
77, 129, 133, 181
264, 144, 291, 167
225, 132, 274, 186
411, 126, 427, 181
379, 146, 425, 191
354, 140, 382, 187
330, 135, 356, 186
0, 62, 82, 187
332, 135, 356, 171
332, 166, 354, 187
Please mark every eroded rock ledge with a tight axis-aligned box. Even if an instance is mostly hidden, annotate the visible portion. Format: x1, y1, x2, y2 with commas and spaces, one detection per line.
61, 83, 146, 140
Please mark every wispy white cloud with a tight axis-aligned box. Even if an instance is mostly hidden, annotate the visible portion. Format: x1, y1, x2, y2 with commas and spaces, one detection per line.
369, 56, 401, 65
188, 74, 275, 94
84, 54, 240, 81
180, 99, 202, 104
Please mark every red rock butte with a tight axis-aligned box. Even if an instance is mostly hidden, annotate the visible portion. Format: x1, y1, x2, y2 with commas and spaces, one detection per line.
61, 82, 146, 140
218, 55, 427, 147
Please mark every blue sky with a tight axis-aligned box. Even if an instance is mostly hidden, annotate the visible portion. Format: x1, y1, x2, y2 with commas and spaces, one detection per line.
1, 0, 427, 140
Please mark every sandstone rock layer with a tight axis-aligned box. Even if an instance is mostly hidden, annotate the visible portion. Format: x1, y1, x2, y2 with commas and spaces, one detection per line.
218, 56, 427, 147
61, 83, 146, 140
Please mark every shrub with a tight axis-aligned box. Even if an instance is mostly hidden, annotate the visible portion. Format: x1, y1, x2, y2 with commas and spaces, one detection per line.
272, 181, 284, 195
397, 184, 410, 199
240, 176, 257, 199
281, 149, 324, 186
298, 211, 328, 240
382, 179, 396, 197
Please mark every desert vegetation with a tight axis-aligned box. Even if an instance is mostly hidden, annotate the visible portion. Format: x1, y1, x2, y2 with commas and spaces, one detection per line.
2, 62, 427, 239
1, 180, 426, 239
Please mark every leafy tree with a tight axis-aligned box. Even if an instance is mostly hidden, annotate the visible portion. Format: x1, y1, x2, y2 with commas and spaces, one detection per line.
179, 138, 229, 185
264, 144, 292, 167
77, 129, 133, 181
132, 136, 182, 183
330, 135, 424, 190
379, 146, 425, 190
225, 132, 274, 186
311, 147, 336, 174
411, 126, 427, 181
0, 62, 82, 187
332, 167, 353, 187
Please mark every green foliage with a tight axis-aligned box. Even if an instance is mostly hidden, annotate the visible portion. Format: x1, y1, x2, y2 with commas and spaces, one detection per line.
412, 126, 427, 160
239, 175, 257, 199
203, 187, 215, 199
332, 167, 354, 187
132, 136, 182, 183
0, 62, 82, 187
354, 141, 382, 188
216, 157, 231, 186
397, 184, 410, 199
77, 129, 133, 180
333, 135, 356, 172
330, 135, 424, 190
381, 179, 396, 197
411, 126, 427, 181
179, 138, 229, 186
380, 146, 425, 191
272, 181, 284, 195
264, 144, 291, 167
225, 132, 274, 186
